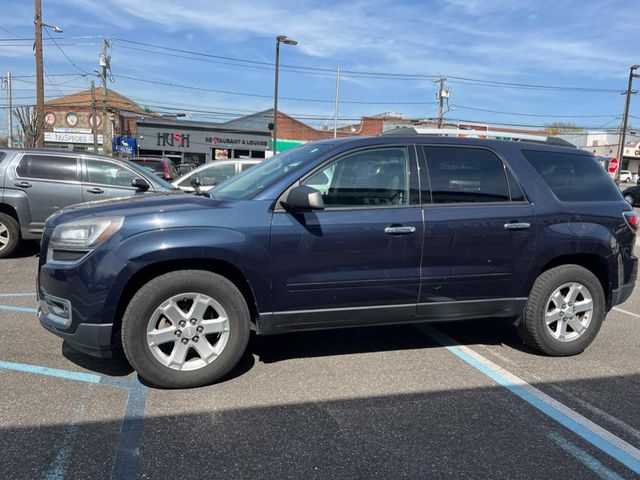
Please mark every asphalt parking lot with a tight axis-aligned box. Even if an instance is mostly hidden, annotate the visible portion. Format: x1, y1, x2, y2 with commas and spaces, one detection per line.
1, 228, 639, 479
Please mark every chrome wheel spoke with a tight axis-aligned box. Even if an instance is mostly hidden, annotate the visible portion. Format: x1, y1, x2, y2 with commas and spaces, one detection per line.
545, 310, 562, 325
0, 224, 7, 235
567, 284, 583, 303
192, 338, 218, 363
188, 295, 210, 321
574, 299, 592, 314
161, 302, 186, 325
201, 317, 228, 334
0, 235, 8, 247
148, 326, 177, 346
556, 320, 567, 340
567, 316, 586, 335
168, 341, 190, 368
549, 291, 564, 308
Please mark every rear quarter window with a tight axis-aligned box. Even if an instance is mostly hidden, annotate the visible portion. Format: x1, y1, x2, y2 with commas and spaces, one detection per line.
523, 150, 622, 202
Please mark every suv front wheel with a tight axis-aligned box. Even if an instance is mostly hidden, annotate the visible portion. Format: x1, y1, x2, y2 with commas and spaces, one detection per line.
121, 270, 251, 388
0, 213, 20, 259
518, 265, 605, 356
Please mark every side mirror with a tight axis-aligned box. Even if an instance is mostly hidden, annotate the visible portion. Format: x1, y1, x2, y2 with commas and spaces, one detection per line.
191, 176, 202, 191
131, 177, 150, 191
283, 185, 324, 211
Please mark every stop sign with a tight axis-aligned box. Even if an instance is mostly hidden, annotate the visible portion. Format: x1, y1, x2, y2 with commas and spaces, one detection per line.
608, 157, 619, 174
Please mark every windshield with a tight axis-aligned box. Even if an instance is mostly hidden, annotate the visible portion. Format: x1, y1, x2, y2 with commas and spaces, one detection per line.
212, 144, 329, 200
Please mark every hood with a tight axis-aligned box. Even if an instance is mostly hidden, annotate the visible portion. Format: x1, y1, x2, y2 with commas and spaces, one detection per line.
46, 191, 230, 228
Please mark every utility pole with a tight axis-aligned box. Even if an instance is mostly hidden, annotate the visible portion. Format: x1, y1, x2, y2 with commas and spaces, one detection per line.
616, 65, 640, 182
333, 67, 341, 139
272, 35, 297, 155
435, 77, 449, 129
99, 37, 112, 155
6, 73, 12, 148
34, 0, 44, 147
90, 80, 98, 153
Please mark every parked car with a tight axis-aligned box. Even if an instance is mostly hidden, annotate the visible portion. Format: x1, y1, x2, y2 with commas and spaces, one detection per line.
130, 156, 179, 182
620, 170, 633, 183
622, 183, 640, 206
173, 159, 261, 192
176, 162, 198, 176
38, 137, 637, 388
0, 148, 177, 258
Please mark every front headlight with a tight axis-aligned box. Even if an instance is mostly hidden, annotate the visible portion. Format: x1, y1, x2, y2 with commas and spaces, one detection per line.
49, 216, 124, 255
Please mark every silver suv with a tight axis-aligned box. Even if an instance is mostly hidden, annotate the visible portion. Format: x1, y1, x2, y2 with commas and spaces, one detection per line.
0, 148, 176, 258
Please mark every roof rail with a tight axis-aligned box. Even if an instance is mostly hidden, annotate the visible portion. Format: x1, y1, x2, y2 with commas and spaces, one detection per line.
380, 127, 576, 148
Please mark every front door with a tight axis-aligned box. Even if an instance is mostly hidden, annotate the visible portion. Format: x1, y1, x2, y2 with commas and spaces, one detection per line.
13, 153, 83, 232
269, 145, 424, 332
82, 157, 148, 202
417, 145, 536, 319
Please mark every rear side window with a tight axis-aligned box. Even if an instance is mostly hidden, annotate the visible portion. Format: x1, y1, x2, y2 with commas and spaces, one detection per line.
423, 146, 510, 203
523, 150, 621, 202
16, 154, 79, 182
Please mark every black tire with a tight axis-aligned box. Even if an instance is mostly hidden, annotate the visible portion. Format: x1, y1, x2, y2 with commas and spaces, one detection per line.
624, 194, 635, 207
0, 213, 21, 259
121, 270, 250, 388
517, 265, 605, 356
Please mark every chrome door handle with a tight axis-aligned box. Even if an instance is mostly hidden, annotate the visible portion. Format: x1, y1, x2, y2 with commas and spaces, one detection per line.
86, 187, 104, 194
15, 181, 32, 188
384, 225, 416, 235
504, 222, 531, 231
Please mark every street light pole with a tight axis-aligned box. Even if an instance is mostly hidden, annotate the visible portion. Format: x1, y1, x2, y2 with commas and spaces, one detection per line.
34, 0, 63, 148
272, 35, 297, 155
616, 65, 640, 182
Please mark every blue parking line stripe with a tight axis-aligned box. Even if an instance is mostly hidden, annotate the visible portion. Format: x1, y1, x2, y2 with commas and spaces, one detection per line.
0, 293, 37, 297
418, 325, 640, 476
0, 360, 101, 383
111, 377, 147, 480
549, 432, 625, 480
0, 304, 38, 314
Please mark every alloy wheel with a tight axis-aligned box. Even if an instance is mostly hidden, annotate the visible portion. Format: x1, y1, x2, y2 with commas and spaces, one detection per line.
544, 282, 593, 342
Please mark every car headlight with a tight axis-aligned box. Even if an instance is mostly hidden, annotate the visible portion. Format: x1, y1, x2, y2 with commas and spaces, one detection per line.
49, 216, 124, 260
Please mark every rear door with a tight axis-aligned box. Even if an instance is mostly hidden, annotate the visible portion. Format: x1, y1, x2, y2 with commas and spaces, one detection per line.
81, 157, 150, 202
13, 153, 83, 232
269, 145, 424, 331
418, 145, 535, 319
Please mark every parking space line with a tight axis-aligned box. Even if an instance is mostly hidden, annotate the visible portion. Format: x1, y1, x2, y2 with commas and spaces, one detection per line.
613, 307, 640, 319
0, 304, 38, 314
549, 432, 626, 480
111, 377, 147, 480
43, 388, 90, 480
0, 293, 37, 297
417, 325, 640, 476
0, 360, 131, 389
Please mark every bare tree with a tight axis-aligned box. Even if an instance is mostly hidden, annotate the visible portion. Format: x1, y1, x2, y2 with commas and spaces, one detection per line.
13, 106, 43, 148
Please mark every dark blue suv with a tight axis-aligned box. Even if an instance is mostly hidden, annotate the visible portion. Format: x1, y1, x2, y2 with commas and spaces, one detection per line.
38, 136, 638, 388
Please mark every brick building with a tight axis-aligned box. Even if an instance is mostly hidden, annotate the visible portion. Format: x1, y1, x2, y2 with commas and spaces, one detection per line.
43, 89, 150, 153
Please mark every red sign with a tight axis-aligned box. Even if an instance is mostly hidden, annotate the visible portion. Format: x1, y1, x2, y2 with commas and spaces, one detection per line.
608, 157, 619, 174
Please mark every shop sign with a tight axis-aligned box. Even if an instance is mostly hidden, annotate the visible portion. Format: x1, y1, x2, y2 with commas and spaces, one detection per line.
157, 132, 190, 148
113, 136, 137, 155
45, 132, 103, 144
206, 134, 269, 149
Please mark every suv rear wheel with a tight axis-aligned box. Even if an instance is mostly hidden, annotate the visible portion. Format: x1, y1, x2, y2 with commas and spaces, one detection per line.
121, 270, 250, 388
518, 265, 605, 356
0, 213, 20, 259
624, 194, 635, 206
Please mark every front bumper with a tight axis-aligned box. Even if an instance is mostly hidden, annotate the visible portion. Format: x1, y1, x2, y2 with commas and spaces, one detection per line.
39, 311, 116, 358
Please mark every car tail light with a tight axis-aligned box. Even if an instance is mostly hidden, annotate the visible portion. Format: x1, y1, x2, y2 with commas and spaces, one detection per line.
623, 211, 638, 232
163, 161, 171, 180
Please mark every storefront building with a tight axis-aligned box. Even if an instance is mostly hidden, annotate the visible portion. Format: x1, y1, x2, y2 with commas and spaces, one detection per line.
136, 118, 270, 165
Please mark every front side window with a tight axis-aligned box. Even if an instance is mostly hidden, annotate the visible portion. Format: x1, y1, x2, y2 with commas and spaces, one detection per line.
86, 159, 137, 187
302, 147, 410, 207
523, 150, 622, 202
16, 154, 79, 182
182, 163, 236, 187
423, 146, 510, 203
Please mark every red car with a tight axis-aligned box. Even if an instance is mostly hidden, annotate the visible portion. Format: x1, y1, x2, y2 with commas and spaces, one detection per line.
129, 156, 179, 181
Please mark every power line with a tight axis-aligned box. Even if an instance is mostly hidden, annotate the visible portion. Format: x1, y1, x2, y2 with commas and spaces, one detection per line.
450, 104, 619, 119
44, 29, 90, 75
112, 37, 624, 94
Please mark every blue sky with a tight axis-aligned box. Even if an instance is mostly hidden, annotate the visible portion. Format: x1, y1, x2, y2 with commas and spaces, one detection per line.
1, 0, 638, 135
